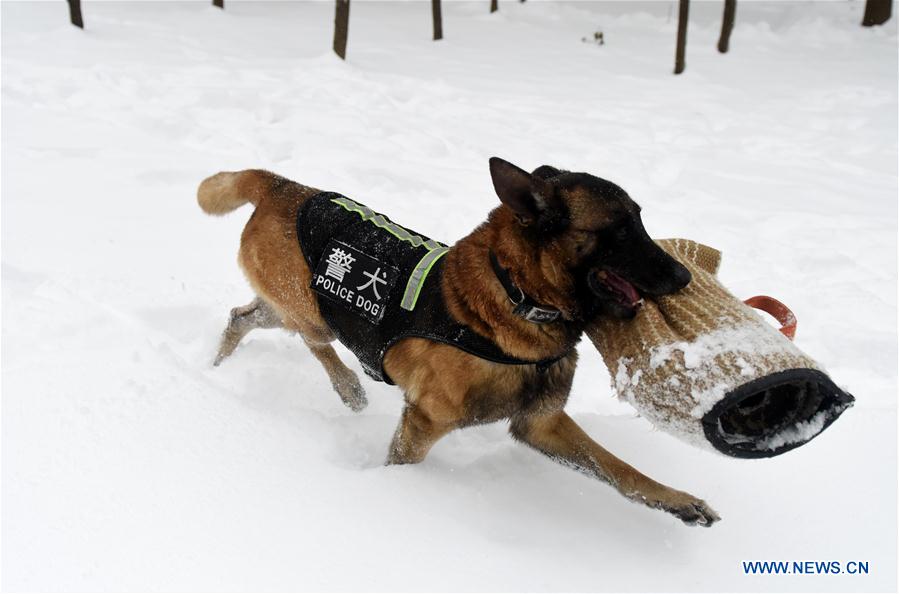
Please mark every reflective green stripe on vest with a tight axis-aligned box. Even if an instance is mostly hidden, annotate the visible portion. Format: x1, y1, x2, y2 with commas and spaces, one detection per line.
401, 246, 449, 311
331, 196, 444, 250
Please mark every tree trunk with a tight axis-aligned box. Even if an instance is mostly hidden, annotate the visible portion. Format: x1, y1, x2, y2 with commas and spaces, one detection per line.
333, 0, 350, 60
213, 0, 223, 8
432, 0, 443, 40
490, 0, 498, 13
862, 0, 892, 26
717, 0, 736, 53
674, 0, 689, 74
67, 0, 84, 28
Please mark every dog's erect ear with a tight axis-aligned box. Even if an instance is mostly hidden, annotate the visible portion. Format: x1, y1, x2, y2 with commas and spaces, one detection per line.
489, 157, 554, 226
531, 165, 563, 180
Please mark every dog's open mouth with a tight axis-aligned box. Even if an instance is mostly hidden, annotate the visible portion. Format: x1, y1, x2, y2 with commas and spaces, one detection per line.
589, 269, 644, 312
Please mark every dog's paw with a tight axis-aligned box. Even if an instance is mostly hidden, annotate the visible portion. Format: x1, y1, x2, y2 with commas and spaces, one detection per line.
334, 374, 367, 412
662, 495, 721, 527
631, 489, 721, 527
212, 343, 237, 367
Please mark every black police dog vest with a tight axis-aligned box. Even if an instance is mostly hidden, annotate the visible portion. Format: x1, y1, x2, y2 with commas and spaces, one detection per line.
296, 192, 563, 385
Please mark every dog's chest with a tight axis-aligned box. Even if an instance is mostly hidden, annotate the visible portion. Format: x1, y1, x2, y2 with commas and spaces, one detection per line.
461, 352, 579, 424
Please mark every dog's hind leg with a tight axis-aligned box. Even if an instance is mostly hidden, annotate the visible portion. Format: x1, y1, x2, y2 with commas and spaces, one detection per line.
215, 297, 368, 412
214, 296, 283, 366
301, 337, 368, 412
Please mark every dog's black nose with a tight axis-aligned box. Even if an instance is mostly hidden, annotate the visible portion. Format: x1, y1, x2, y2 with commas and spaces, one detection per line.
671, 263, 692, 291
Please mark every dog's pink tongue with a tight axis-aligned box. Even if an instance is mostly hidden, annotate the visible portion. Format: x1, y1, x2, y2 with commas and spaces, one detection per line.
605, 271, 641, 305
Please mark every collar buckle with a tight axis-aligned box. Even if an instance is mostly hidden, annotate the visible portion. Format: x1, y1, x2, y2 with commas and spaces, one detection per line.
514, 303, 562, 324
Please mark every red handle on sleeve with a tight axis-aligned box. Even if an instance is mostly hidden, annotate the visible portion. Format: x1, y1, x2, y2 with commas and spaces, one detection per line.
743, 295, 797, 341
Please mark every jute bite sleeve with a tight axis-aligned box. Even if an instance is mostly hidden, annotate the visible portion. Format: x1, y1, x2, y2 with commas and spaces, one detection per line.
586, 238, 854, 459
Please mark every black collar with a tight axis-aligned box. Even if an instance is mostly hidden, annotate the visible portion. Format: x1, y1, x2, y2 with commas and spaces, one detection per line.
489, 251, 562, 324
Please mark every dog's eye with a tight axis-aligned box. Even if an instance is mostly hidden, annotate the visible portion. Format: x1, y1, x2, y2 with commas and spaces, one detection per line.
615, 227, 629, 241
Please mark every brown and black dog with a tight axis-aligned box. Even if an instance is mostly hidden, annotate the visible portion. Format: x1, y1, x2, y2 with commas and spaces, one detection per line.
198, 157, 720, 526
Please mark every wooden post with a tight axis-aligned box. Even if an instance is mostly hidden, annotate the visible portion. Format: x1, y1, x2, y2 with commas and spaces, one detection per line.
213, 0, 223, 8
333, 0, 350, 60
674, 0, 689, 74
717, 0, 736, 53
490, 0, 498, 13
432, 0, 443, 40
862, 0, 892, 26
67, 0, 84, 28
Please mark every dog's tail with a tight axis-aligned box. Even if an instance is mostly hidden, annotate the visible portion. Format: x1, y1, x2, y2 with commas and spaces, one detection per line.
197, 170, 273, 216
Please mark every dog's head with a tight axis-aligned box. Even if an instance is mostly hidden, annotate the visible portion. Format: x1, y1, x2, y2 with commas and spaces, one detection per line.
489, 157, 691, 320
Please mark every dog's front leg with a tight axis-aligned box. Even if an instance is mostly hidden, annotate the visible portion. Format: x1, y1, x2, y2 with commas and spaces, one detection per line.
510, 410, 720, 527
386, 403, 455, 465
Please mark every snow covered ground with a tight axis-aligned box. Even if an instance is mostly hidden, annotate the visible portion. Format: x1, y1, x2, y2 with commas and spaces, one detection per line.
2, 1, 896, 591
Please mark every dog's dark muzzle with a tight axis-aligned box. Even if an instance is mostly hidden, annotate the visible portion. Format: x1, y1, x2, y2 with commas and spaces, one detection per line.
640, 258, 692, 296
623, 236, 692, 297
